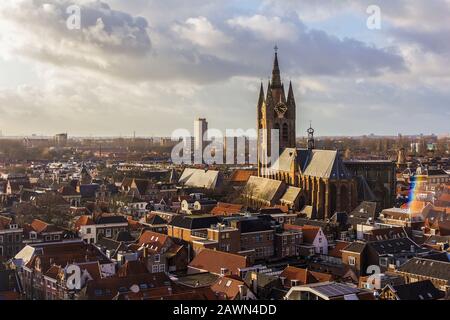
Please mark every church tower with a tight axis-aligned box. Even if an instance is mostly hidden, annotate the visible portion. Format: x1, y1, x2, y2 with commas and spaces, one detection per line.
257, 47, 297, 176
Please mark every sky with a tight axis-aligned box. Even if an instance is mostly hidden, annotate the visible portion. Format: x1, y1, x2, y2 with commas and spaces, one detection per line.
0, 0, 449, 137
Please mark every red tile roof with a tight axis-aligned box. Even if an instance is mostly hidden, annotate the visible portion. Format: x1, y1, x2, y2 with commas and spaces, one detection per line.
118, 260, 149, 277
328, 241, 350, 258
210, 202, 243, 216
189, 249, 248, 276
230, 170, 256, 183
74, 215, 94, 230
280, 266, 333, 287
136, 230, 169, 250
301, 225, 321, 243
210, 275, 247, 300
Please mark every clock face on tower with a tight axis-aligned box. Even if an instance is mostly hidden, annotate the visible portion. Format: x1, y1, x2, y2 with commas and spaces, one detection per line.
275, 102, 287, 117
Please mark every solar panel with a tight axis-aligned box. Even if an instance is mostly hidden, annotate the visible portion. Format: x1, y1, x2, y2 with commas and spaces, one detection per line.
315, 283, 360, 298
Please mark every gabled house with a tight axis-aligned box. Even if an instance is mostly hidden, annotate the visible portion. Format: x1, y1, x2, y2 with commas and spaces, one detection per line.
131, 230, 188, 273
210, 275, 256, 300
395, 257, 450, 297
279, 266, 333, 288
188, 249, 249, 277
75, 214, 129, 244
379, 280, 445, 300
0, 215, 23, 259
14, 240, 115, 300
23, 219, 74, 245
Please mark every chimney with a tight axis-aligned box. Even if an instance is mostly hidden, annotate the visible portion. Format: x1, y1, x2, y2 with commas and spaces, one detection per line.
143, 246, 148, 258
220, 267, 228, 276
251, 272, 258, 294
238, 285, 245, 298
279, 276, 286, 286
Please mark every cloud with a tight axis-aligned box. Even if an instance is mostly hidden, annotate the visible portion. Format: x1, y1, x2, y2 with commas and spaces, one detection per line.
0, 0, 151, 66
173, 16, 231, 48
227, 15, 298, 41
0, 0, 447, 136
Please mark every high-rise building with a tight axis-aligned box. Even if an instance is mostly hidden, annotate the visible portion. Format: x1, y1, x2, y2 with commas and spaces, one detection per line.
194, 118, 208, 151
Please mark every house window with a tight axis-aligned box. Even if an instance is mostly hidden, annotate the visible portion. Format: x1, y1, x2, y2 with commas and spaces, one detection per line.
15, 234, 20, 242
380, 258, 388, 267
348, 256, 356, 266
30, 232, 37, 240
45, 236, 51, 241
154, 254, 160, 263
86, 228, 91, 234
105, 229, 112, 237
152, 265, 159, 273
53, 235, 60, 241
158, 264, 165, 272
0, 236, 3, 243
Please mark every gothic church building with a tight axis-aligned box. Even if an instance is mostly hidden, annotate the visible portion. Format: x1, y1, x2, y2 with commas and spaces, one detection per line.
247, 49, 358, 220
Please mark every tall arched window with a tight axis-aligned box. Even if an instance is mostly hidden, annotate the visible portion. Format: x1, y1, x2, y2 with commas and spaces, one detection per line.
282, 123, 289, 143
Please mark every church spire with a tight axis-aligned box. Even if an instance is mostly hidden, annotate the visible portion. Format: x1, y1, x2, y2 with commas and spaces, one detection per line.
271, 45, 282, 89
287, 81, 295, 104
257, 82, 265, 108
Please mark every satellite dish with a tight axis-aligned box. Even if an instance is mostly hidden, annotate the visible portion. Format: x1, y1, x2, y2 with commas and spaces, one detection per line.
130, 284, 140, 293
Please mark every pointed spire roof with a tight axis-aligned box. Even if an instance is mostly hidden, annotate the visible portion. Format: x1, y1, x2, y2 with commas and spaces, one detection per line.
271, 45, 282, 89
287, 81, 295, 104
257, 82, 265, 107
266, 80, 273, 106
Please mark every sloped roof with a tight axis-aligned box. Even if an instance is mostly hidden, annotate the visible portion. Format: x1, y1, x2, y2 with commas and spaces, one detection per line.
342, 241, 367, 254
239, 217, 273, 233
211, 276, 248, 300
397, 258, 450, 281
169, 215, 219, 230
230, 169, 257, 183
118, 260, 149, 277
210, 202, 243, 216
179, 168, 221, 190
301, 150, 352, 179
271, 148, 296, 172
0, 216, 12, 230
136, 231, 169, 250
328, 241, 350, 258
368, 237, 425, 255
74, 215, 94, 230
350, 201, 378, 219
280, 266, 315, 285
189, 249, 248, 276
280, 186, 301, 204
245, 176, 284, 203
387, 280, 445, 300
301, 225, 321, 243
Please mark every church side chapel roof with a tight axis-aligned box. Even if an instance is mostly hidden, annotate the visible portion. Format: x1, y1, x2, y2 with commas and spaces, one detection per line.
271, 148, 296, 172
300, 149, 353, 180
280, 186, 301, 204
245, 176, 284, 203
272, 148, 353, 180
